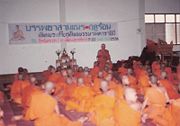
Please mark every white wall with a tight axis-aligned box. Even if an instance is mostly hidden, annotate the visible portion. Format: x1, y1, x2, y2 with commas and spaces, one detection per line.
0, 0, 145, 74
0, 0, 61, 74
65, 0, 145, 67
145, 0, 180, 13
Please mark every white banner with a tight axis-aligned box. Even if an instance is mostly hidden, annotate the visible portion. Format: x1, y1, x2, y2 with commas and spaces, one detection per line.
8, 23, 119, 44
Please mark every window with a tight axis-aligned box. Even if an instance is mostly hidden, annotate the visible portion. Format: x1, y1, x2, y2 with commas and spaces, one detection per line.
145, 13, 180, 45
176, 14, 180, 22
145, 15, 154, 23
155, 15, 165, 23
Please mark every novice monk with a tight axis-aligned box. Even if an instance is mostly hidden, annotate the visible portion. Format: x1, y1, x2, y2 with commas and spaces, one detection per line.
114, 87, 142, 126
14, 81, 85, 126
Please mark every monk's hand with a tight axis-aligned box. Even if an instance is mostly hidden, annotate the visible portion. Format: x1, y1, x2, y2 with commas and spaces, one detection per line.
11, 115, 23, 121
78, 116, 89, 123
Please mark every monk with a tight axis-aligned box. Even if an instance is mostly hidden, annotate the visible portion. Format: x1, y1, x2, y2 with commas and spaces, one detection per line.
97, 43, 111, 70
118, 63, 128, 76
89, 80, 115, 126
90, 61, 100, 80
48, 67, 63, 83
14, 81, 85, 126
114, 87, 142, 126
104, 73, 124, 100
127, 68, 138, 89
14, 67, 24, 81
144, 75, 169, 106
21, 76, 40, 111
159, 71, 180, 100
143, 75, 176, 126
42, 65, 54, 82
10, 74, 30, 104
66, 78, 95, 112
151, 61, 161, 79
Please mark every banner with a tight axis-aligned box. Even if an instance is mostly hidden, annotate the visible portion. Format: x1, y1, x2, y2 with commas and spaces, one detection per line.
8, 23, 119, 44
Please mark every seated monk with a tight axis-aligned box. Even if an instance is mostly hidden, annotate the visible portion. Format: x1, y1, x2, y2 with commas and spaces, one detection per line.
21, 76, 40, 112
137, 69, 151, 94
159, 71, 180, 100
144, 75, 169, 106
91, 71, 105, 94
14, 67, 24, 81
96, 43, 111, 70
118, 63, 128, 76
14, 81, 86, 126
48, 67, 63, 83
10, 74, 30, 104
143, 75, 176, 126
127, 68, 138, 89
114, 87, 142, 126
66, 78, 95, 112
89, 80, 115, 126
55, 77, 76, 105
90, 61, 100, 80
82, 67, 93, 86
104, 73, 124, 100
42, 65, 55, 82
151, 61, 161, 79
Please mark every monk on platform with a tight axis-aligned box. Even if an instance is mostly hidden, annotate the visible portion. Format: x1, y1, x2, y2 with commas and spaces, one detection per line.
97, 43, 111, 70
14, 81, 86, 126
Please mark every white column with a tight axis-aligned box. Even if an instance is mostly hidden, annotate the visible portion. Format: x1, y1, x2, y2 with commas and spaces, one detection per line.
59, 0, 67, 50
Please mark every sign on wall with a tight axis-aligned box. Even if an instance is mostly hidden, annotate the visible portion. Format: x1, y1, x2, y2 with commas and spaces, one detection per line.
8, 23, 119, 44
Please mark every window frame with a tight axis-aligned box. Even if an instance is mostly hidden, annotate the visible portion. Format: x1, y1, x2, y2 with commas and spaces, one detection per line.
145, 13, 180, 45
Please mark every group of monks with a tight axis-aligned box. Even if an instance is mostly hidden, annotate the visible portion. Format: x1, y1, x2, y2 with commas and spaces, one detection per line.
2, 44, 180, 126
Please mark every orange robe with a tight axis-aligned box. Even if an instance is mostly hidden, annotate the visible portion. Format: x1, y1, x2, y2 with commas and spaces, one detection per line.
10, 80, 30, 104
128, 75, 138, 89
108, 81, 124, 100
114, 99, 141, 126
118, 66, 127, 76
138, 71, 150, 94
21, 85, 40, 110
48, 72, 63, 83
97, 49, 111, 70
159, 79, 180, 99
144, 86, 176, 126
66, 85, 95, 112
90, 94, 115, 126
144, 105, 176, 126
170, 99, 180, 126
90, 66, 100, 80
92, 77, 101, 94
24, 90, 82, 126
